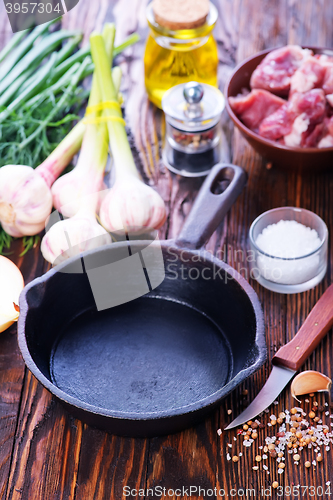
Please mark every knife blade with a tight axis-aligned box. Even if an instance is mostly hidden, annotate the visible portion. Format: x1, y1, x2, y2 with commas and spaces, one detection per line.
225, 283, 333, 430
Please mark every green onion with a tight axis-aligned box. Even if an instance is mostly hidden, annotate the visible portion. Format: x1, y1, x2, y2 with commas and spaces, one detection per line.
55, 34, 83, 65
90, 33, 137, 176
0, 30, 26, 64
0, 30, 82, 95
0, 20, 56, 83
0, 53, 58, 122
52, 32, 140, 81
19, 57, 90, 150
0, 66, 37, 107
25, 62, 81, 107
113, 33, 140, 56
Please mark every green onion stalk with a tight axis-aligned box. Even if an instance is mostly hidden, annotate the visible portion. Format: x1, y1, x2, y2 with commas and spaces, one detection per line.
90, 33, 167, 235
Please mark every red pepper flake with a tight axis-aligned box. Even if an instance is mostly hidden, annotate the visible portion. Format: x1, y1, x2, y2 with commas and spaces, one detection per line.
237, 430, 243, 435
277, 432, 285, 438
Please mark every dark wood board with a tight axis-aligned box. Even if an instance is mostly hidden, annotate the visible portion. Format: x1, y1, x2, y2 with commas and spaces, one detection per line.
0, 0, 332, 499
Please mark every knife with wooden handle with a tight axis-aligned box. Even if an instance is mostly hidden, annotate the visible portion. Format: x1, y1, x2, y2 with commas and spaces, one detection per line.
225, 284, 333, 430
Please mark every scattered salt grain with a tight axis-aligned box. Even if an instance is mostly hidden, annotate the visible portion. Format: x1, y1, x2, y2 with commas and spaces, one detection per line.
227, 453, 231, 461
217, 429, 222, 436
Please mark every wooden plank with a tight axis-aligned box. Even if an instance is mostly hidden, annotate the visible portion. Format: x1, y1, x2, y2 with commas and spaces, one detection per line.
5, 372, 82, 500
75, 429, 148, 500
0, 241, 46, 500
145, 414, 220, 500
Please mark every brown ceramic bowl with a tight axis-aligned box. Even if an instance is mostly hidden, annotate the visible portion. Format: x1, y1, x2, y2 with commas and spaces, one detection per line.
225, 47, 333, 172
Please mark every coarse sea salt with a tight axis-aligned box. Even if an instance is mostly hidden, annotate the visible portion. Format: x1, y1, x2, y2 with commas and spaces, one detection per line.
255, 220, 321, 285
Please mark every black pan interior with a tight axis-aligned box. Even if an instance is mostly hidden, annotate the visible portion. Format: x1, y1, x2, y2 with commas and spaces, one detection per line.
50, 296, 231, 413
22, 242, 262, 420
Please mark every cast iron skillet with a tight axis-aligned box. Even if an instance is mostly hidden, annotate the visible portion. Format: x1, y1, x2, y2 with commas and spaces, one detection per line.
18, 163, 266, 437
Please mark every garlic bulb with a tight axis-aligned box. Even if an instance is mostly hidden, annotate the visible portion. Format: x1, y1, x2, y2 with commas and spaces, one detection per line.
51, 125, 107, 218
99, 175, 167, 234
41, 207, 111, 265
0, 120, 85, 237
52, 177, 108, 218
90, 34, 167, 236
0, 165, 53, 237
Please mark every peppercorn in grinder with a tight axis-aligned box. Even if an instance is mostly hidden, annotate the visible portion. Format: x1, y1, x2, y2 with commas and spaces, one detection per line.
162, 81, 225, 177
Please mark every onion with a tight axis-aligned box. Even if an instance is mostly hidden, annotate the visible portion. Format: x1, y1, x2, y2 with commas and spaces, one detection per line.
0, 256, 24, 333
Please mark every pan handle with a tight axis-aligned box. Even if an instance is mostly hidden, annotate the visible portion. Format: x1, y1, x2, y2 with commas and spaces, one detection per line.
175, 163, 247, 250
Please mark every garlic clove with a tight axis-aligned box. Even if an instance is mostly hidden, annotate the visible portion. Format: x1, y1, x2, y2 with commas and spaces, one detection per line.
0, 165, 52, 237
100, 176, 167, 234
0, 256, 24, 333
291, 370, 332, 402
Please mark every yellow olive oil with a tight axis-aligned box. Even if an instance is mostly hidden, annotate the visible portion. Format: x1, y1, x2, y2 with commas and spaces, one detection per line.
144, 3, 219, 108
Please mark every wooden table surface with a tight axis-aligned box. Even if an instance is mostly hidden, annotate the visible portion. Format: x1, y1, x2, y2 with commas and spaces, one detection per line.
0, 0, 333, 498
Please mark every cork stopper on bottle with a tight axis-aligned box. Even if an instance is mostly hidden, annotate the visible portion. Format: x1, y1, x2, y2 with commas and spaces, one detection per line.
152, 0, 210, 30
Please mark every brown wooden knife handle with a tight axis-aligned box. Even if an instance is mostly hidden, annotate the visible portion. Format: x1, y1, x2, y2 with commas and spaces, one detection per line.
272, 284, 333, 371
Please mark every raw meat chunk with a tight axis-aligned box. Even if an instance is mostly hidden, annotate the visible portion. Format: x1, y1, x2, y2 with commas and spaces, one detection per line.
258, 102, 295, 140
323, 66, 333, 95
326, 94, 333, 107
228, 89, 285, 131
301, 122, 325, 147
318, 134, 333, 148
325, 115, 333, 135
250, 45, 312, 96
284, 114, 311, 147
290, 56, 326, 94
295, 88, 326, 122
259, 89, 326, 143
318, 135, 333, 147
318, 116, 333, 148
